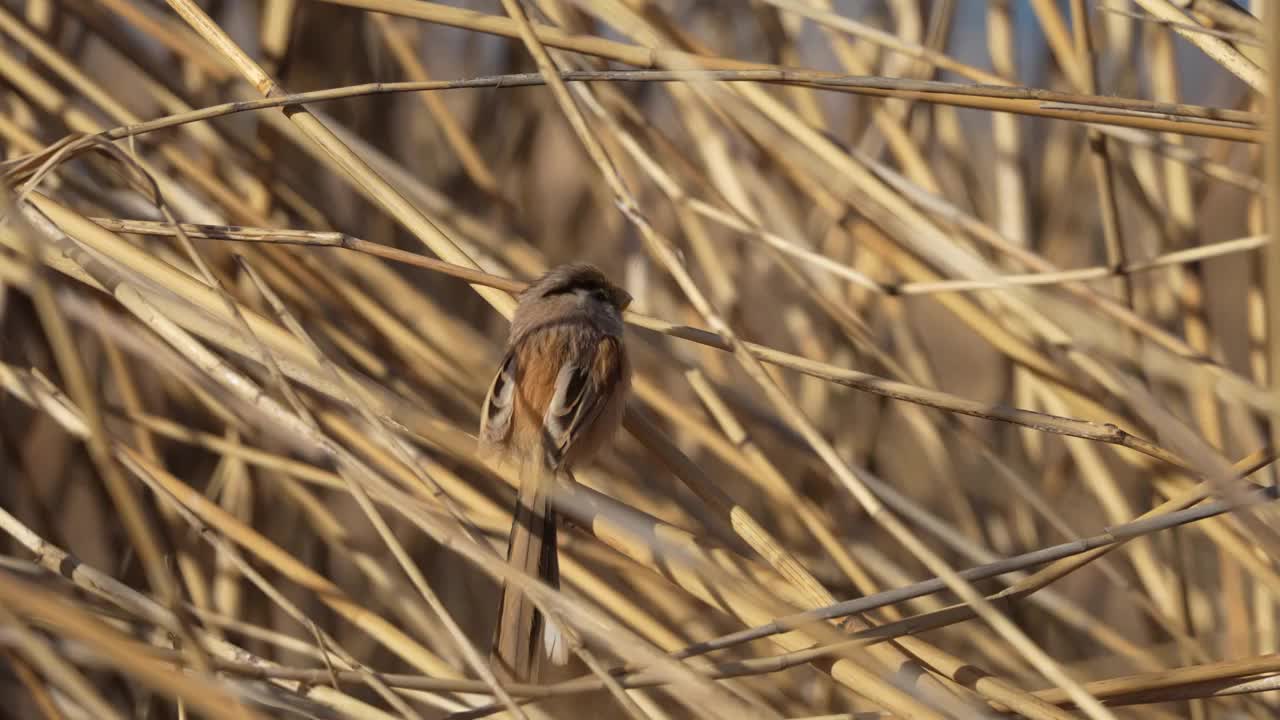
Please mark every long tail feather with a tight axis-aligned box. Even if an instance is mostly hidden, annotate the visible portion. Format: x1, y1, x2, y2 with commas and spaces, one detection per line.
492, 462, 564, 681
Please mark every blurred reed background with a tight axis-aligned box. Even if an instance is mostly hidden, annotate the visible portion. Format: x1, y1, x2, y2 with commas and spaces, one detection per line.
0, 1, 1278, 718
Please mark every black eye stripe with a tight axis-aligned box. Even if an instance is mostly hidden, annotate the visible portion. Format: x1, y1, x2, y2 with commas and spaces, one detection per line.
543, 281, 607, 297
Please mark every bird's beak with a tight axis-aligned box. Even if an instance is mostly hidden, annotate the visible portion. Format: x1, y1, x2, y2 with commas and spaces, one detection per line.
618, 290, 633, 312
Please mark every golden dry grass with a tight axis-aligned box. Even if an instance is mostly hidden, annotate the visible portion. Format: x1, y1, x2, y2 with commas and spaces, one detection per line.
1, 1, 1279, 719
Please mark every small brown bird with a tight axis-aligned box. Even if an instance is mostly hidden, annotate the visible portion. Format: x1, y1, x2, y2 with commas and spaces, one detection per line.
479, 263, 632, 682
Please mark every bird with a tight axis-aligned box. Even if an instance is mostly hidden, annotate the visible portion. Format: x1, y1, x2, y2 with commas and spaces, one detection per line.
479, 263, 633, 682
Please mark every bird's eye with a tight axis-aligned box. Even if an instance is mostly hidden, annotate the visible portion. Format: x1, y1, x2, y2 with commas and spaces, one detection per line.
592, 289, 609, 302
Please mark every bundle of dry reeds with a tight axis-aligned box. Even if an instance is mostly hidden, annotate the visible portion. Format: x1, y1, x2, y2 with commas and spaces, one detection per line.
1, 1, 1279, 718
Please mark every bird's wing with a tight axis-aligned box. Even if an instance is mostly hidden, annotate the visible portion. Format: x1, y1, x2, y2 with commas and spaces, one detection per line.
542, 335, 623, 466
479, 350, 518, 447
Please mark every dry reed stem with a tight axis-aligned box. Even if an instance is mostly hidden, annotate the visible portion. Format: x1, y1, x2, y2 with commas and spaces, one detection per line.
13, 202, 1191, 458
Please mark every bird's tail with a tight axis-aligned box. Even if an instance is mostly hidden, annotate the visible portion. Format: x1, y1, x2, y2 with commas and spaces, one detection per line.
492, 461, 568, 682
